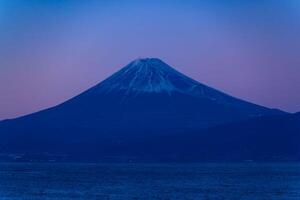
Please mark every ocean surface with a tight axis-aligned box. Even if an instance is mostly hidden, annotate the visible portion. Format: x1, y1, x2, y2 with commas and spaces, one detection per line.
0, 163, 299, 200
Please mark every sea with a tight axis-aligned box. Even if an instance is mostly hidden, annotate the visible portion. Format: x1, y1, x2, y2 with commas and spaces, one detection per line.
0, 163, 299, 200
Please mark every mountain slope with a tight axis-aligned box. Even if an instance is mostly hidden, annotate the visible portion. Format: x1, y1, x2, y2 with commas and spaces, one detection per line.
175, 112, 300, 161
108, 112, 300, 162
0, 58, 285, 159
102, 112, 300, 162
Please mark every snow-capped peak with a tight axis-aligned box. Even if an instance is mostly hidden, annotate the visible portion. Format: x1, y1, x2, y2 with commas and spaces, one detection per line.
89, 58, 237, 104
95, 58, 184, 94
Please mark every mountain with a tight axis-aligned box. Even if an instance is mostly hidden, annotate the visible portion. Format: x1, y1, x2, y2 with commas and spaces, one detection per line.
0, 58, 286, 161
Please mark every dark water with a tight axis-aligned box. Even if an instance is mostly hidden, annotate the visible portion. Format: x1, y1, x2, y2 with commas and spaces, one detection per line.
0, 163, 299, 200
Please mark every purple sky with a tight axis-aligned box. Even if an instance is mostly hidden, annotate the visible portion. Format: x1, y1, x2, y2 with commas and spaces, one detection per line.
0, 0, 300, 120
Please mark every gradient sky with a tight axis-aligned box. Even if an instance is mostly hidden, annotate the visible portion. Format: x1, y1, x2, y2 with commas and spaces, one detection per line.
0, 0, 300, 120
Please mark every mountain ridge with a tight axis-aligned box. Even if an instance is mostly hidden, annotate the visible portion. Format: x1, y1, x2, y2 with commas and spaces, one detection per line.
0, 58, 291, 162
1, 58, 284, 122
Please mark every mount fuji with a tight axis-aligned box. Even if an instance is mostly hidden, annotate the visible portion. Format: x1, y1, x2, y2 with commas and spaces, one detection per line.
0, 58, 287, 161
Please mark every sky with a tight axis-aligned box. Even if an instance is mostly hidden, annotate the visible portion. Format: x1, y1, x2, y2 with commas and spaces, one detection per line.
0, 0, 300, 120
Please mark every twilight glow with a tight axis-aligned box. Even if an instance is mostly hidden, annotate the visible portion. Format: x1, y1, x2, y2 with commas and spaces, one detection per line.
0, 0, 300, 120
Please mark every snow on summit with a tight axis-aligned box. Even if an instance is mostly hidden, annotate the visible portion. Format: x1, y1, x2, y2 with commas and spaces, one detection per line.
91, 58, 234, 101
92, 58, 210, 96
97, 58, 179, 94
